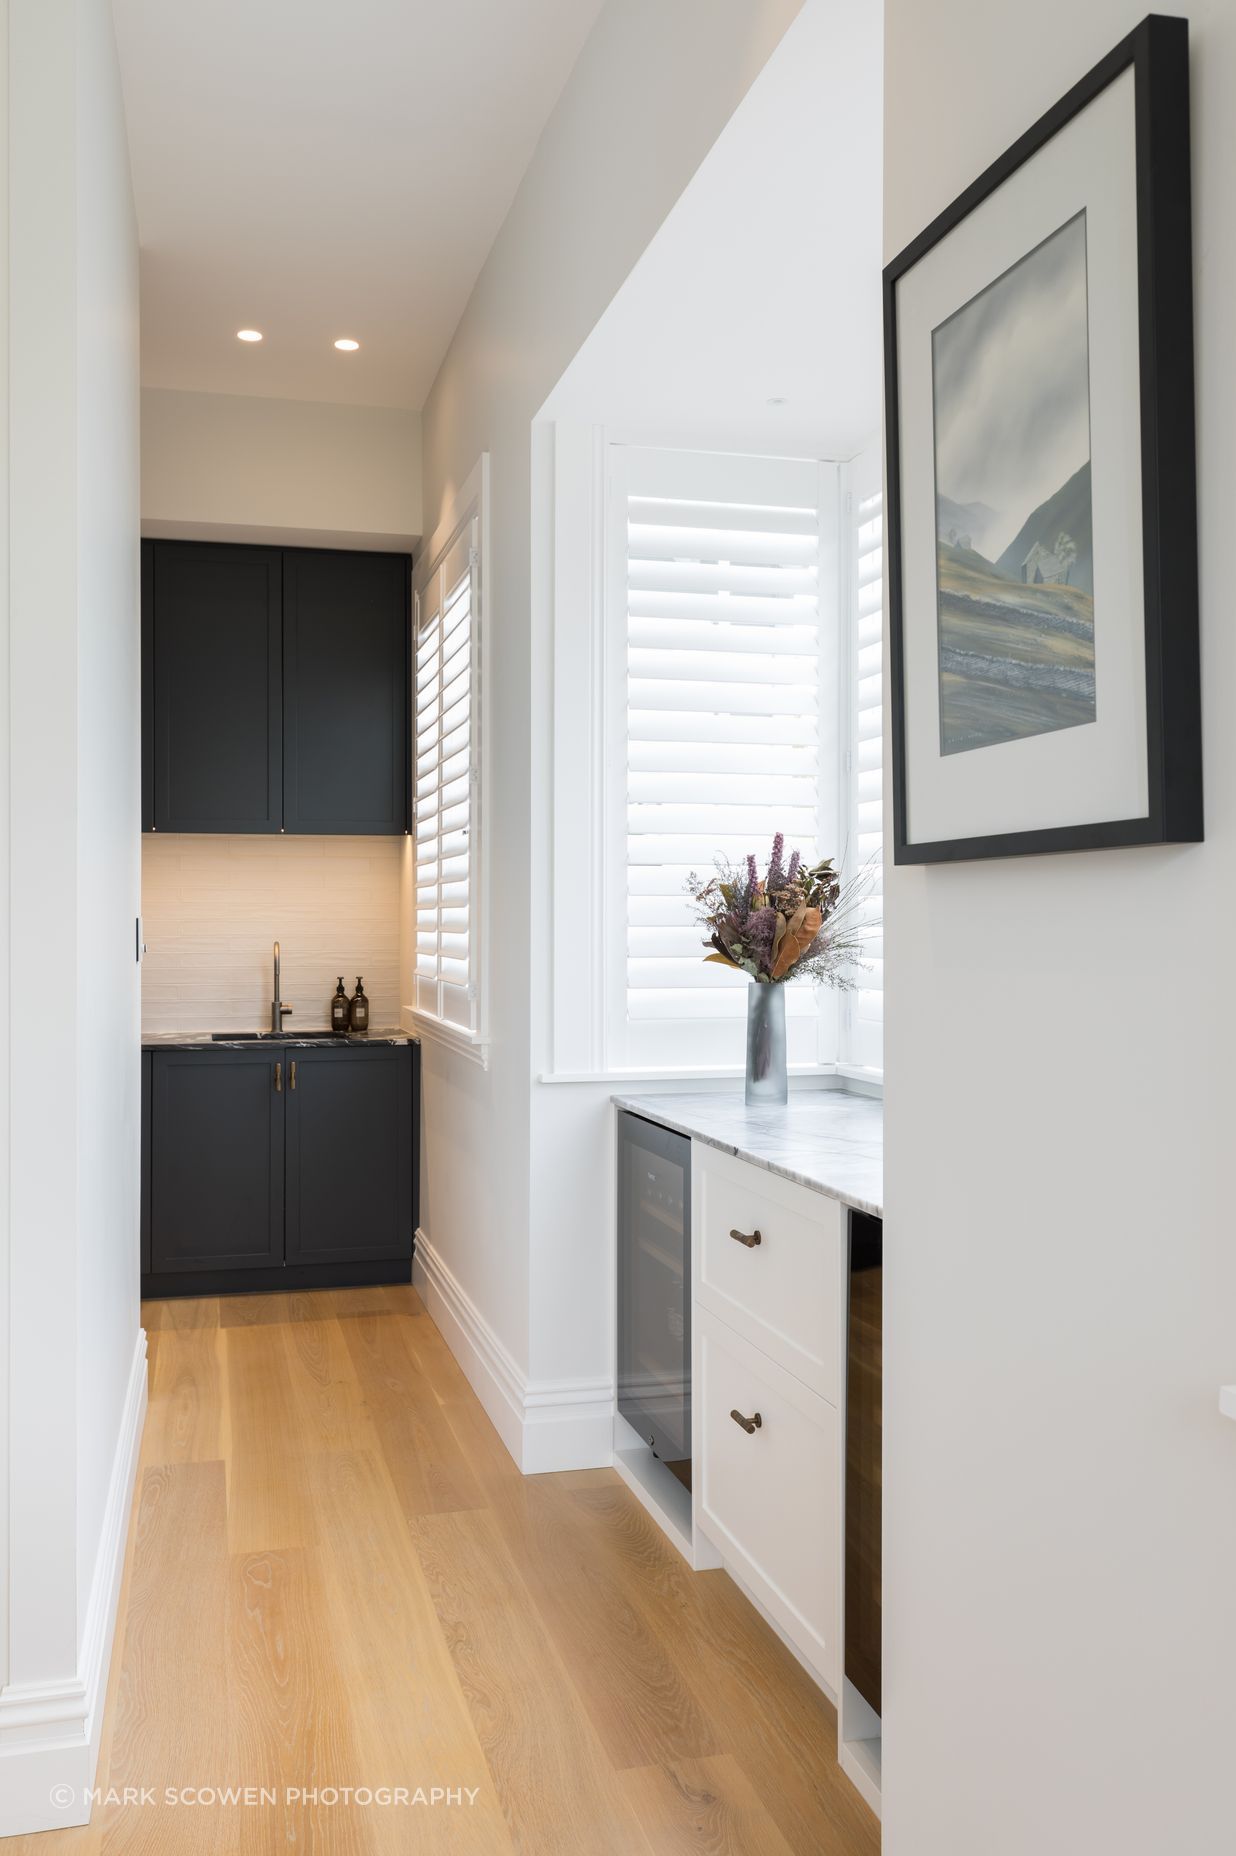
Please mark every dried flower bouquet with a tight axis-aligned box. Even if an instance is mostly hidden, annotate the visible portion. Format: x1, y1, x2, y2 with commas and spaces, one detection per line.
686, 832, 870, 987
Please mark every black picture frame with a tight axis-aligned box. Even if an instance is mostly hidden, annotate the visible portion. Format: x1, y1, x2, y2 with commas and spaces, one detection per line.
883, 13, 1201, 865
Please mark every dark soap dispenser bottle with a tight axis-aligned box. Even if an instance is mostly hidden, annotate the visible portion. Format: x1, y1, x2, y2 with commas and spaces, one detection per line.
330, 977, 350, 1035
350, 977, 370, 1035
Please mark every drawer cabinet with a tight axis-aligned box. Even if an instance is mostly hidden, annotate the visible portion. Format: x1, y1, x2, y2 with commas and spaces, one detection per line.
696, 1307, 839, 1689
618, 1110, 879, 1811
695, 1142, 842, 1401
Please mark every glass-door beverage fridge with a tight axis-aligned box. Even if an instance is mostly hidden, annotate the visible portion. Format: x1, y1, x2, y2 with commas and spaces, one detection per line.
616, 1111, 692, 1488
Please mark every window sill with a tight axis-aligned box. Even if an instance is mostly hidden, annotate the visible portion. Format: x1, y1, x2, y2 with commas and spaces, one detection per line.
537, 1063, 847, 1087
404, 1008, 489, 1070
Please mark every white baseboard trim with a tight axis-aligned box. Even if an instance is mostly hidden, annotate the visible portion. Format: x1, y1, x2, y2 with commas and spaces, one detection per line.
0, 1327, 148, 1837
412, 1231, 525, 1462
413, 1231, 613, 1475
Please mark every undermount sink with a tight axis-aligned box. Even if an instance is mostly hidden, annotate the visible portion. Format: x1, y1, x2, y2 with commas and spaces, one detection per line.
209, 1029, 342, 1041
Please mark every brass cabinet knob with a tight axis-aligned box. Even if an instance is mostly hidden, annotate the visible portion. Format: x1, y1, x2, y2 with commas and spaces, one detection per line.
274, 1061, 282, 1093
730, 1408, 762, 1435
729, 1227, 762, 1248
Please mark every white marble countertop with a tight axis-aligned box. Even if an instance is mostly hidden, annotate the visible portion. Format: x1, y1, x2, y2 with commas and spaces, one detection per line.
141, 1028, 415, 1049
612, 1087, 883, 1218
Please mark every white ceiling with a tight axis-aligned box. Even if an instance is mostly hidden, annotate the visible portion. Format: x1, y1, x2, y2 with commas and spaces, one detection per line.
112, 0, 605, 409
541, 0, 883, 461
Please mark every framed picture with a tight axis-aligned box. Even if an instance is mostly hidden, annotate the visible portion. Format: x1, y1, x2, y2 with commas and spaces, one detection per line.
884, 14, 1200, 864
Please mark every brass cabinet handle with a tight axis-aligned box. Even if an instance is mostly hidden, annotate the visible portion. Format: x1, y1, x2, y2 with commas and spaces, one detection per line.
274, 1060, 282, 1093
290, 1060, 297, 1091
730, 1408, 762, 1434
730, 1227, 762, 1248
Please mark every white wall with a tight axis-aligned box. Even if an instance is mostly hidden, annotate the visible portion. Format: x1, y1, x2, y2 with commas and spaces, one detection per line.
883, 4, 1236, 1850
414, 0, 804, 1465
74, 0, 142, 1641
0, 0, 145, 1835
141, 386, 422, 548
542, 0, 882, 462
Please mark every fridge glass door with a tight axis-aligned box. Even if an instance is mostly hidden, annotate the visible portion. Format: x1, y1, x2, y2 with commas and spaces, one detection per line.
617, 1112, 691, 1482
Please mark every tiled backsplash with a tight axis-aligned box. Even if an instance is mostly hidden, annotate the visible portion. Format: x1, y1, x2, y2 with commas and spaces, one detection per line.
141, 835, 402, 1033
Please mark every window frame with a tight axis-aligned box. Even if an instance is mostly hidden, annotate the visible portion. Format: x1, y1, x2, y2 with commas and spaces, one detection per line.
839, 445, 885, 1083
409, 454, 491, 1067
601, 441, 842, 1076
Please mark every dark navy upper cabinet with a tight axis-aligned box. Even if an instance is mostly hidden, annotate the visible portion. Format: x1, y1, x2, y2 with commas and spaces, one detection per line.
141, 541, 154, 832
149, 1046, 285, 1274
283, 549, 408, 835
285, 1043, 413, 1264
142, 540, 409, 836
150, 542, 283, 833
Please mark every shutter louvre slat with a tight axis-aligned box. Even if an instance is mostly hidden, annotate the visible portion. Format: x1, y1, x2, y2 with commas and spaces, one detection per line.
414, 519, 479, 1036
622, 460, 822, 1028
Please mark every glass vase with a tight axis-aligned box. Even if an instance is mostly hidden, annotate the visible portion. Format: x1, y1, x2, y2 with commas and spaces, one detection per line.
745, 981, 787, 1106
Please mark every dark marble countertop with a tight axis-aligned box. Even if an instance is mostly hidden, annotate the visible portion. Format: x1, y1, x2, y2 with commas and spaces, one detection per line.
612, 1087, 882, 1218
142, 1028, 416, 1050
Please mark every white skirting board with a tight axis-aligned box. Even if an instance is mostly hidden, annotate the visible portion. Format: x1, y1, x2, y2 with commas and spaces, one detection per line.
413, 1232, 613, 1474
0, 1327, 148, 1837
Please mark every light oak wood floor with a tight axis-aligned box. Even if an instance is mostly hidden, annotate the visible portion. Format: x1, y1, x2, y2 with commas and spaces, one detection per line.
12, 1286, 879, 1856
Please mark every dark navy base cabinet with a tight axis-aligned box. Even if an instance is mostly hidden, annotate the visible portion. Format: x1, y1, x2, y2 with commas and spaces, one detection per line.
140, 1049, 152, 1275
286, 1044, 413, 1264
141, 1042, 417, 1299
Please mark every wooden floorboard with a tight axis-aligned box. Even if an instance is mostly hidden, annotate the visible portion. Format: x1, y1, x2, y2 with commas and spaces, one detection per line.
341, 1310, 488, 1520
619, 1753, 800, 1856
413, 1504, 649, 1855
15, 1288, 878, 1855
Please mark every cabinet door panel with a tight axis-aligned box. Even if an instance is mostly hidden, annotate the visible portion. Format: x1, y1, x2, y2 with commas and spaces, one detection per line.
285, 1045, 412, 1263
140, 1048, 152, 1275
151, 542, 282, 832
283, 549, 408, 834
141, 540, 154, 832
150, 1049, 284, 1272
695, 1308, 839, 1689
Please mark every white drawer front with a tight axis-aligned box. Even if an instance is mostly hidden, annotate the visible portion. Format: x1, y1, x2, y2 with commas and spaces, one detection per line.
695, 1143, 841, 1402
695, 1308, 838, 1689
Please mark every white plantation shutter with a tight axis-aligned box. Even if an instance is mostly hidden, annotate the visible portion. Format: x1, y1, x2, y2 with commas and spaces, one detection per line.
846, 471, 884, 1073
415, 516, 480, 1040
607, 446, 834, 1070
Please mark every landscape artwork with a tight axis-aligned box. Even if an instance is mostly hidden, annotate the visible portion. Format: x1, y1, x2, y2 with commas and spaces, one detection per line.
931, 211, 1096, 756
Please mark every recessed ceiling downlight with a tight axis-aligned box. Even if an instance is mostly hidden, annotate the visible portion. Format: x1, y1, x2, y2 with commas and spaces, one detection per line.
334, 338, 360, 352
236, 328, 263, 343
